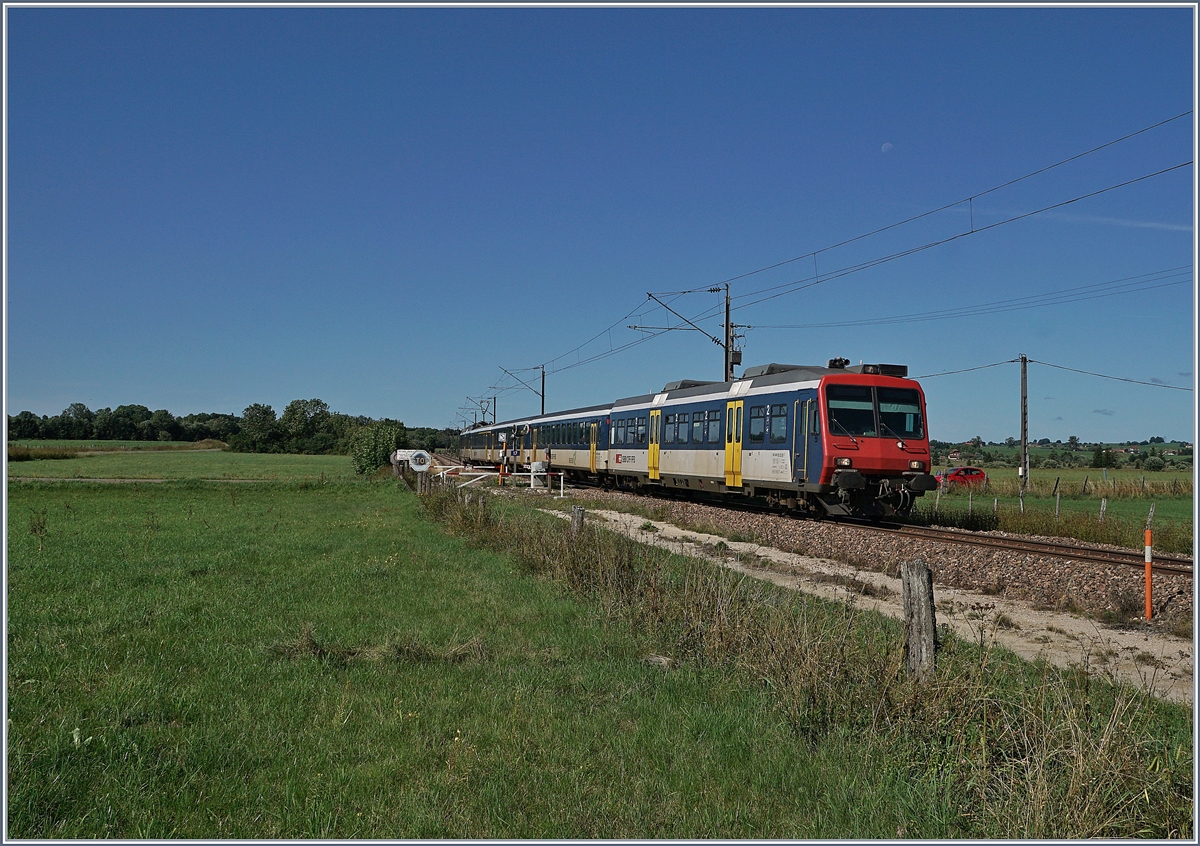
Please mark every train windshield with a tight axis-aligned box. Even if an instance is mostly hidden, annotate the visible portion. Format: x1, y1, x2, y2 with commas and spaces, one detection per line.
825, 384, 925, 439
877, 387, 924, 439
826, 385, 876, 436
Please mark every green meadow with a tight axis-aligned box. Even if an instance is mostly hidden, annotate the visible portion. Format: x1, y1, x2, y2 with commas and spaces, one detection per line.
5, 450, 1193, 838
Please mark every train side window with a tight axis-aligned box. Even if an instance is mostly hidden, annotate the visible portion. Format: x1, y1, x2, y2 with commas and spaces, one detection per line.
677, 413, 688, 444
770, 404, 787, 443
636, 418, 647, 446
692, 412, 704, 444
748, 406, 766, 444
664, 414, 675, 444
707, 409, 722, 444
614, 419, 624, 445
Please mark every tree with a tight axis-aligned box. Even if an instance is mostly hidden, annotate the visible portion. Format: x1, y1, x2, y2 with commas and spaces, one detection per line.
1067, 435, 1080, 451
1144, 456, 1166, 472
59, 403, 95, 439
1004, 437, 1017, 448
8, 411, 42, 439
237, 404, 279, 452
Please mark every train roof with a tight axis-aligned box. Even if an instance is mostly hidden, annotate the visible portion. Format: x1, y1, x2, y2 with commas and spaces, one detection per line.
461, 361, 911, 430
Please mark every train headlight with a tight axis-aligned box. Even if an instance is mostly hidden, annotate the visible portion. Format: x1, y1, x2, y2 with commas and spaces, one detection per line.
835, 457, 853, 467
909, 460, 926, 471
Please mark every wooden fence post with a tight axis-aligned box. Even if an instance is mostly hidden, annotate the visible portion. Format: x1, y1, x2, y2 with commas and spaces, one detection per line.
570, 506, 585, 537
901, 559, 937, 681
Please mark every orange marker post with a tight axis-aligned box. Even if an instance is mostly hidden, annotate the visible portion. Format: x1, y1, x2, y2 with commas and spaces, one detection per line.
1144, 528, 1153, 621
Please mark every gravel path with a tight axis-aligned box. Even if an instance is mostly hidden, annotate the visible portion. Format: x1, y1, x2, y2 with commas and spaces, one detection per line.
531, 487, 1194, 706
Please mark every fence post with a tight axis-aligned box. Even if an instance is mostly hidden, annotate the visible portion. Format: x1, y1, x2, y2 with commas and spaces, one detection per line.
1081, 475, 1088, 495
968, 489, 973, 517
901, 559, 937, 681
1099, 498, 1107, 523
570, 505, 585, 537
1051, 476, 1060, 497
1145, 503, 1156, 620
1055, 490, 1061, 520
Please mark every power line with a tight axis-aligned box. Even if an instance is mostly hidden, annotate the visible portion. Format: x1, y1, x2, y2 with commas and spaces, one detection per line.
720, 161, 1192, 314
746, 266, 1192, 329
691, 111, 1193, 295
918, 357, 1192, 392
477, 113, 1191, 407
918, 360, 1020, 379
1027, 359, 1193, 392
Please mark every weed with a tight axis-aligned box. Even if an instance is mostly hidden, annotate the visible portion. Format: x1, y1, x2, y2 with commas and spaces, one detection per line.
418, 481, 1193, 838
28, 509, 48, 552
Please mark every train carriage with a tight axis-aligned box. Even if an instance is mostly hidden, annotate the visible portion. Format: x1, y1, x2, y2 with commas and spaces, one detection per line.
458, 357, 937, 517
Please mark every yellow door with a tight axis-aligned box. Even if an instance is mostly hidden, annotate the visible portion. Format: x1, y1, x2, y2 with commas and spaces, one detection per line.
648, 410, 661, 480
589, 423, 598, 473
724, 400, 744, 487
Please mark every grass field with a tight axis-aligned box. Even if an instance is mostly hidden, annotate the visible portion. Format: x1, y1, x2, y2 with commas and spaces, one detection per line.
5, 450, 356, 483
6, 451, 1193, 837
2, 479, 991, 838
9, 440, 207, 451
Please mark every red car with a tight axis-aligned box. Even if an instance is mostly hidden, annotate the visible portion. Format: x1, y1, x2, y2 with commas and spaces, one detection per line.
935, 466, 988, 487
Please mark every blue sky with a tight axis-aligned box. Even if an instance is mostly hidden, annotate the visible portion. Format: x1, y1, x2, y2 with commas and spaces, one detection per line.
4, 5, 1196, 443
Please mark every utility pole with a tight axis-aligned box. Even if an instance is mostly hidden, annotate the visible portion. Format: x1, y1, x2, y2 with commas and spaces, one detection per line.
724, 284, 733, 382
493, 396, 497, 424
1020, 353, 1029, 497
541, 365, 545, 415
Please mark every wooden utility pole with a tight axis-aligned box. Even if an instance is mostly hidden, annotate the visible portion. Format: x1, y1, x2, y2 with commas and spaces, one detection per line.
1020, 353, 1029, 498
901, 559, 937, 680
724, 284, 733, 382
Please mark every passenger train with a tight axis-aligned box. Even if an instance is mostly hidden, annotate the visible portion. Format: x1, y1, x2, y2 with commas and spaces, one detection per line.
458, 358, 938, 518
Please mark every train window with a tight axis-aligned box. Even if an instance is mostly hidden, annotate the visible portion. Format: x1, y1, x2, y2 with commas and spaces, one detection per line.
770, 405, 787, 443
748, 406, 766, 444
707, 410, 722, 444
826, 384, 876, 437
636, 418, 647, 445
692, 411, 705, 444
878, 388, 924, 439
614, 419, 624, 445
677, 414, 689, 444
664, 414, 675, 444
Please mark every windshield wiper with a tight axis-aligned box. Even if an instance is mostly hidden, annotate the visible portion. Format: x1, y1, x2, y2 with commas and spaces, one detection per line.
830, 415, 858, 445
878, 419, 906, 449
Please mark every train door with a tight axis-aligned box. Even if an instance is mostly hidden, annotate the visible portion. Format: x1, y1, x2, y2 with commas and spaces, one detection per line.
486, 433, 494, 464
531, 426, 538, 466
589, 422, 598, 473
724, 400, 743, 487
798, 397, 822, 483
648, 410, 661, 480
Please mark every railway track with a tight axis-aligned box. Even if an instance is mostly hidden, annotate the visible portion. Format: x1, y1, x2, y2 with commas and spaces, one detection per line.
446, 462, 1193, 577
846, 520, 1193, 577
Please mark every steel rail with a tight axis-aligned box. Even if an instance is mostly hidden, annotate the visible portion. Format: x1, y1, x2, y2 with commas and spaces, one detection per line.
845, 520, 1193, 577
449, 462, 1192, 577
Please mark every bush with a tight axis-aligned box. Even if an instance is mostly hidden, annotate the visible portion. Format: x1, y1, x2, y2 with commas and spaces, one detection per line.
350, 423, 405, 476
1144, 456, 1166, 472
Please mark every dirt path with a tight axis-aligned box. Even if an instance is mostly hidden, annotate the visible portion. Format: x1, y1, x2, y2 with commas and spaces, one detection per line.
575, 508, 1194, 706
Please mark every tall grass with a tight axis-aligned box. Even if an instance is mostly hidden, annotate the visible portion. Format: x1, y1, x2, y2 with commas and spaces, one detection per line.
912, 500, 1193, 555
421, 483, 1192, 838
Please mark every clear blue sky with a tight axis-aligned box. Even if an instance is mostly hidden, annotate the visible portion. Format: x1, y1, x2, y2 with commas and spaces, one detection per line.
4, 5, 1196, 444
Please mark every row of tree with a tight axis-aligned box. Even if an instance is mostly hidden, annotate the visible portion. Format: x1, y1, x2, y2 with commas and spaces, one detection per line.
7, 400, 459, 459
